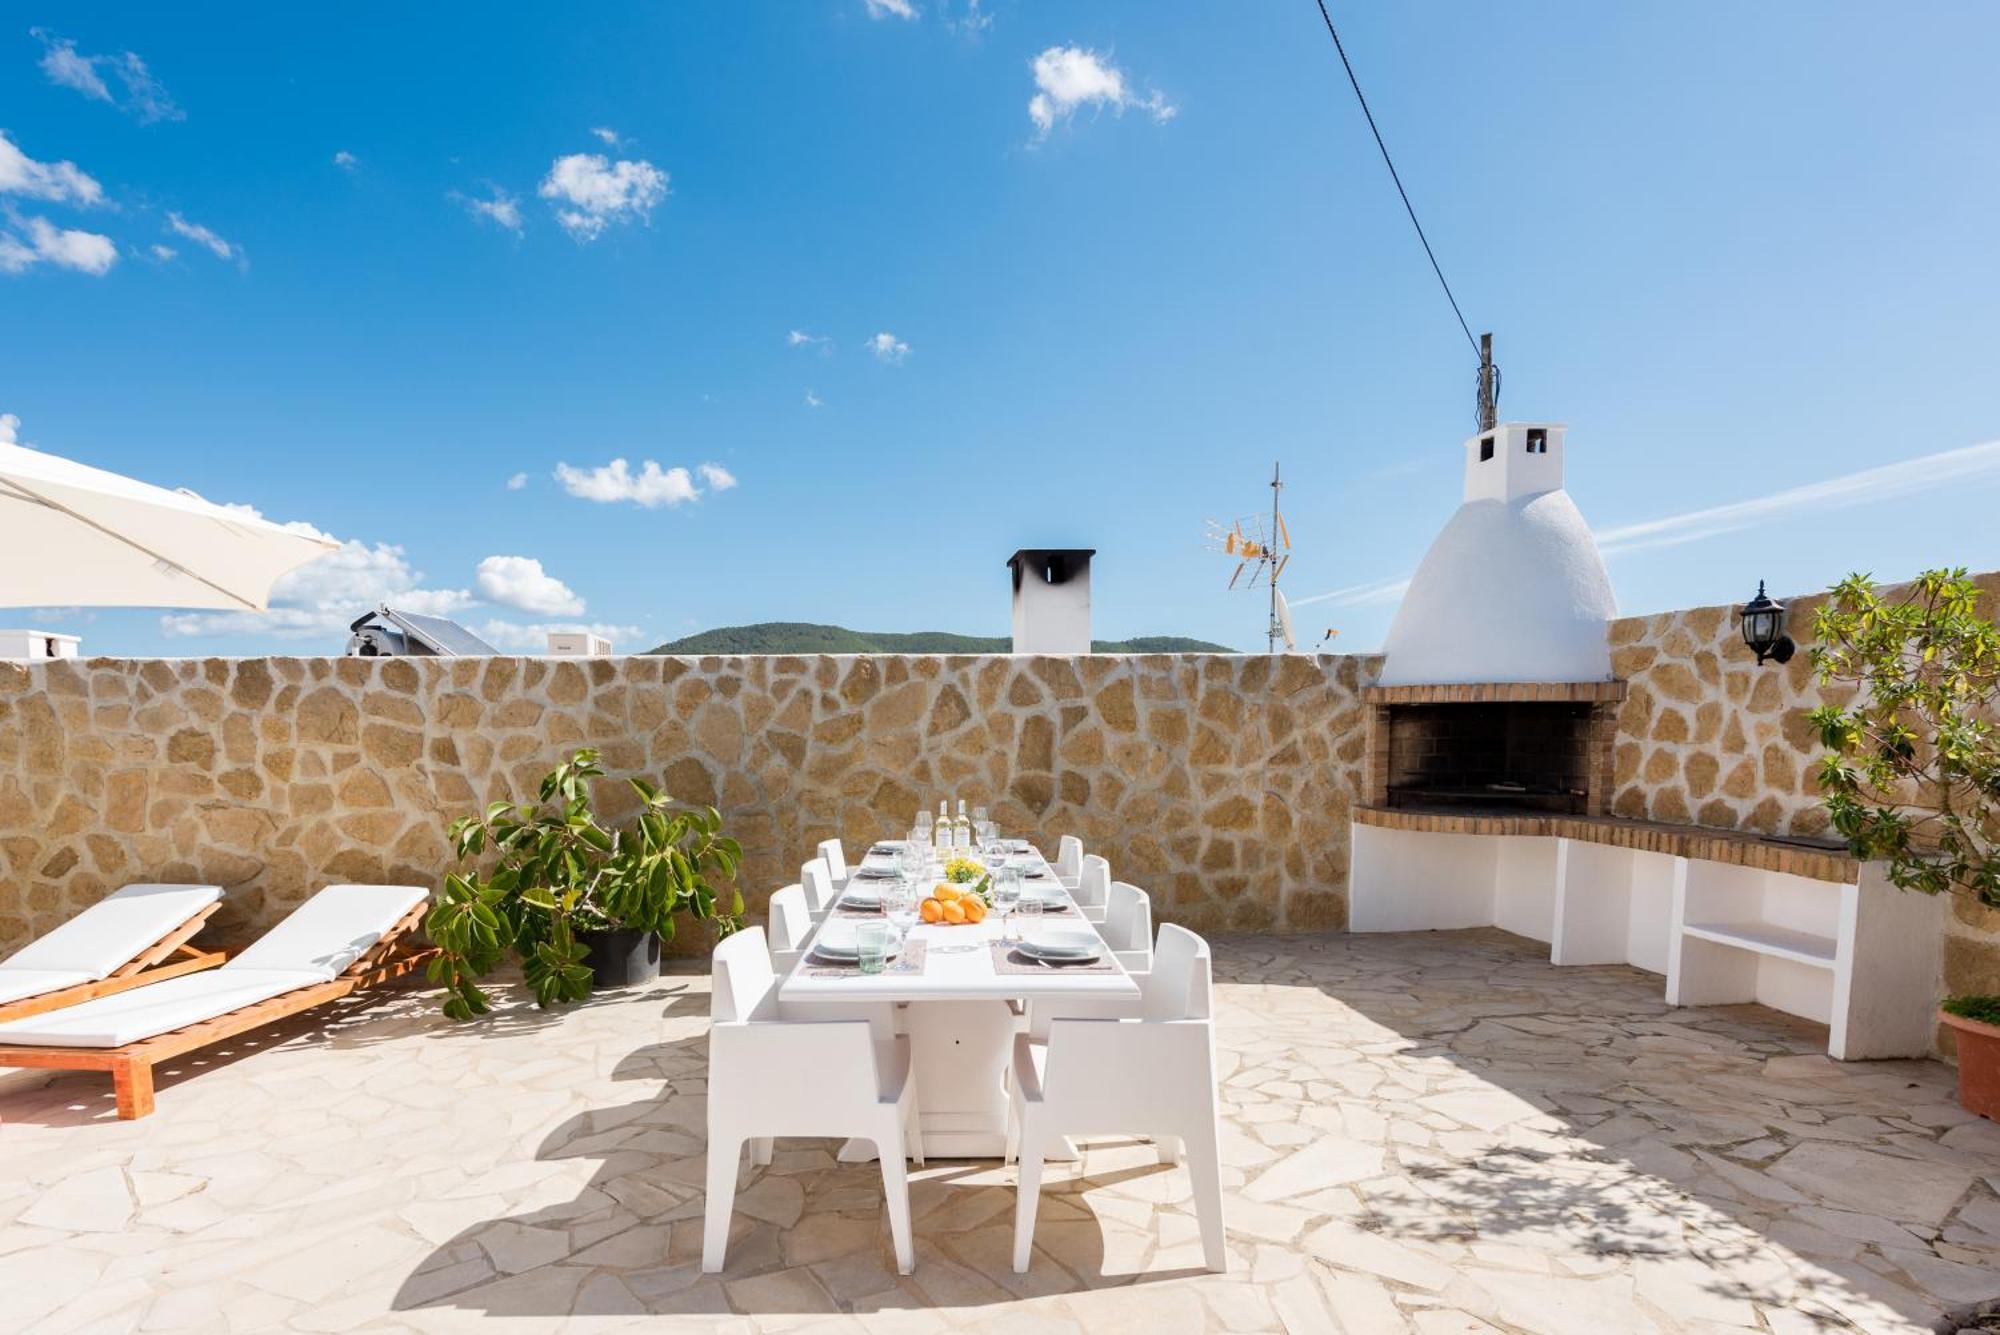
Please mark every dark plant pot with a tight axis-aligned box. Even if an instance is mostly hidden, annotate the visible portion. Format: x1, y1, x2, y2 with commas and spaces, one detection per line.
580, 927, 661, 989
1942, 1008, 2000, 1121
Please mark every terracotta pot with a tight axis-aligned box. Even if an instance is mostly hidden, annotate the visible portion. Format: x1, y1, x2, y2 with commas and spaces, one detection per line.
1941, 1008, 2000, 1120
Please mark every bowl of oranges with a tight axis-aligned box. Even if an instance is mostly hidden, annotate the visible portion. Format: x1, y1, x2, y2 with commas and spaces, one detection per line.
919, 882, 990, 926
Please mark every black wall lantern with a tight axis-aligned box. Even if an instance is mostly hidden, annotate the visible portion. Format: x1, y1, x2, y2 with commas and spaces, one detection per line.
1739, 580, 1795, 665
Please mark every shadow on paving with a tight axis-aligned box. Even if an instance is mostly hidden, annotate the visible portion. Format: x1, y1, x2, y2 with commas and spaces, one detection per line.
1214, 926, 2000, 1331
0, 978, 473, 1128
395, 988, 1211, 1319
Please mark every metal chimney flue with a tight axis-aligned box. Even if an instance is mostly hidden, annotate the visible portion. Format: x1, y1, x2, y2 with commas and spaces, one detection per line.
1006, 549, 1094, 655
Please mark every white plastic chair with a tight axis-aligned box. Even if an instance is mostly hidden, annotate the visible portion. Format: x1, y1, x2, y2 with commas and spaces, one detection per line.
1007, 924, 1224, 1274
1054, 835, 1084, 890
704, 928, 920, 1275
1101, 882, 1154, 974
1072, 854, 1111, 923
765, 885, 813, 972
817, 838, 850, 891
801, 858, 838, 921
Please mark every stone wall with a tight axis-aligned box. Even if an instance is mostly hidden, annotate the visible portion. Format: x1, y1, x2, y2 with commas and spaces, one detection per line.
1607, 571, 2000, 1029
0, 652, 1374, 958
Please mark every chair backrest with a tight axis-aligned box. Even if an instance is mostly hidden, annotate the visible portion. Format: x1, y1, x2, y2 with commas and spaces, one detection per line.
767, 885, 812, 956
800, 859, 836, 913
1075, 854, 1111, 908
3, 882, 221, 977
1104, 882, 1152, 955
712, 927, 778, 1023
1056, 835, 1084, 881
816, 838, 848, 884
1141, 923, 1211, 1022
225, 883, 427, 980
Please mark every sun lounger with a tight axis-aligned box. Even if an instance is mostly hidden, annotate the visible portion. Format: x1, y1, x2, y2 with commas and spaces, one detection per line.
0, 883, 227, 1024
0, 883, 435, 1119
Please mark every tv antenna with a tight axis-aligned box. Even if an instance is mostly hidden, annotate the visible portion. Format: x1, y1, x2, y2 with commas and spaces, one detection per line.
1205, 462, 1327, 653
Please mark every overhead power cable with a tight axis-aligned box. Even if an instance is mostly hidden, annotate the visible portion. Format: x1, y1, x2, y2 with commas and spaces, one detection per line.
1310, 0, 1481, 364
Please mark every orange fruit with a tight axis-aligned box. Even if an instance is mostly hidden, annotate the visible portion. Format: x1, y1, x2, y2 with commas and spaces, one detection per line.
920, 898, 944, 924
941, 899, 968, 924
933, 884, 961, 902
962, 898, 987, 924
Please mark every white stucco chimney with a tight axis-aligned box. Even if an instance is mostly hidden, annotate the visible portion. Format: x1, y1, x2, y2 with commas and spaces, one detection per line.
0, 630, 81, 662
1007, 549, 1094, 655
1376, 422, 1617, 686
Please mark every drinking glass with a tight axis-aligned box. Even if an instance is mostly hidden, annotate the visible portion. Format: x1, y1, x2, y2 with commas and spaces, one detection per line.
991, 868, 1021, 939
856, 921, 892, 975
886, 883, 918, 944
972, 805, 989, 829
1012, 893, 1041, 945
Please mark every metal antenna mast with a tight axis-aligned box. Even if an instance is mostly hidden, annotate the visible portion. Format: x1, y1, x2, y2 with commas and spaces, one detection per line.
1268, 463, 1284, 654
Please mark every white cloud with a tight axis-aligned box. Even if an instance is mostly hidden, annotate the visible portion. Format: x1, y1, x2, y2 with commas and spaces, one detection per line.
149, 243, 177, 261
0, 413, 18, 444
804, 389, 824, 409
589, 127, 622, 146
333, 150, 357, 171
477, 619, 642, 652
697, 462, 738, 491
0, 216, 118, 276
0, 130, 106, 206
555, 458, 700, 508
506, 471, 529, 490
1027, 46, 1175, 138
166, 212, 239, 262
454, 186, 523, 234
947, 0, 992, 33
864, 0, 918, 18
476, 555, 585, 616
159, 538, 474, 640
32, 29, 181, 124
1596, 438, 2000, 558
1288, 575, 1411, 610
538, 151, 668, 241
867, 331, 910, 363
787, 328, 829, 349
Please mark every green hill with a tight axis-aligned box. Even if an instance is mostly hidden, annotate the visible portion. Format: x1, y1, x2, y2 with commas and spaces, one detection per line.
646, 622, 1236, 655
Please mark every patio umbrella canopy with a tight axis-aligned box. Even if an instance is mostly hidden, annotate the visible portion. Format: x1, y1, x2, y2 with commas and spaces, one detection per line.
0, 441, 336, 611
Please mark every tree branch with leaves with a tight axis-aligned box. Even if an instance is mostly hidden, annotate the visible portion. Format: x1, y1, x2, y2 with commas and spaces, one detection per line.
1810, 567, 2000, 910
423, 749, 743, 1019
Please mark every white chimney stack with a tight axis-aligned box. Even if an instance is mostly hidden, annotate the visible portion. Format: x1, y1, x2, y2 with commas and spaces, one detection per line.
0, 630, 81, 662
1007, 549, 1094, 655
545, 630, 614, 656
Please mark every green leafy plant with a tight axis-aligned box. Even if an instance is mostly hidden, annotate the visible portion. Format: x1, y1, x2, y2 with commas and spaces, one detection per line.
423, 748, 743, 1019
1810, 568, 2000, 910
1943, 995, 2000, 1027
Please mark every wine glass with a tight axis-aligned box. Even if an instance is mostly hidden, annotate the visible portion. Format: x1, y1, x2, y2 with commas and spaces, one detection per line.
886, 881, 918, 945
991, 867, 1021, 940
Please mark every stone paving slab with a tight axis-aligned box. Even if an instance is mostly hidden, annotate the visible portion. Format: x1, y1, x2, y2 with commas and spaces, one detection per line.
1, 928, 1997, 1332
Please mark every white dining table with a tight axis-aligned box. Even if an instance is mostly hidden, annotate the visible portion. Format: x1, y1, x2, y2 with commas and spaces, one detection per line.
778, 843, 1140, 1159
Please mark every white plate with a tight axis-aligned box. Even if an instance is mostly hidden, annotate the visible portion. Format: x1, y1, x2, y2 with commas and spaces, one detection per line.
840, 887, 884, 908
812, 923, 898, 958
1017, 929, 1101, 961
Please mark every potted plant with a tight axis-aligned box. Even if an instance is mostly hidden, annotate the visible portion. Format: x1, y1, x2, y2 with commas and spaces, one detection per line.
423, 748, 743, 1020
1811, 568, 2000, 1116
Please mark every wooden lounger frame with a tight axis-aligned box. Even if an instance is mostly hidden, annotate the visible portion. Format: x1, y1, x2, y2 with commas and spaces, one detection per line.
0, 901, 227, 1024
0, 903, 437, 1120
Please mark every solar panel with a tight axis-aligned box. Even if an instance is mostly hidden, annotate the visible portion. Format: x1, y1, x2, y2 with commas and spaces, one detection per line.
345, 604, 497, 656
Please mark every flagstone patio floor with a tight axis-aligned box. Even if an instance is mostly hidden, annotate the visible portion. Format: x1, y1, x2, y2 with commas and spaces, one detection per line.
3, 927, 1998, 1334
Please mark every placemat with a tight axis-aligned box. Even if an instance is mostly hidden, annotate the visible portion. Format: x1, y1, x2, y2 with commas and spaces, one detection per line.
801, 937, 927, 978
988, 941, 1117, 975
830, 901, 887, 918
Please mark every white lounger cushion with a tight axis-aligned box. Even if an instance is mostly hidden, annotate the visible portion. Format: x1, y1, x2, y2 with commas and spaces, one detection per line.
0, 968, 95, 1007
0, 968, 325, 1049
2, 883, 222, 978
225, 883, 427, 981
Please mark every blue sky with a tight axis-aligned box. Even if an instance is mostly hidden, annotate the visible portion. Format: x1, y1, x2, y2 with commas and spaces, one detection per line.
4, 2, 1997, 655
